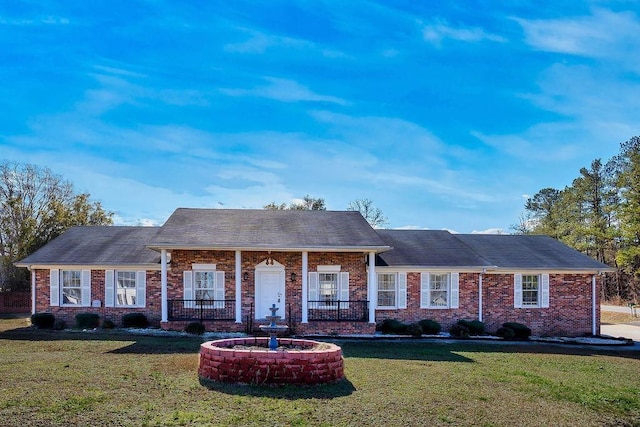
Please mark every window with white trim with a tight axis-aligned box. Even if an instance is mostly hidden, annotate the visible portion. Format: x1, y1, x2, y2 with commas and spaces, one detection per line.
521, 274, 539, 306
116, 271, 137, 306
319, 272, 338, 304
377, 273, 397, 308
421, 272, 459, 309
308, 267, 349, 309
515, 273, 549, 308
183, 266, 225, 309
195, 271, 216, 301
61, 270, 82, 305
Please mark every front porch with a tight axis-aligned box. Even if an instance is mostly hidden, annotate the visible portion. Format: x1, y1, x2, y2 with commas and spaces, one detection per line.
163, 299, 372, 335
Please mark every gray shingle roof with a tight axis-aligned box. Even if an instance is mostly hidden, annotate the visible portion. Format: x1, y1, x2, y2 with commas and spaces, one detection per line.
376, 230, 490, 267
148, 208, 389, 250
16, 226, 161, 266
454, 234, 611, 271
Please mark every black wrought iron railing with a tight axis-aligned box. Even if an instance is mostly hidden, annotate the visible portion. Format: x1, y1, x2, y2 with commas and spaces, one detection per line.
168, 299, 235, 322
307, 300, 369, 322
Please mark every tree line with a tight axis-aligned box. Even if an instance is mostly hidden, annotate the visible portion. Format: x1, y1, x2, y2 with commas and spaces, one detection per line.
516, 136, 640, 302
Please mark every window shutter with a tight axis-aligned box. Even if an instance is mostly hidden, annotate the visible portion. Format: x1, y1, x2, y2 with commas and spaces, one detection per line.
215, 271, 225, 309
308, 272, 319, 302
514, 274, 523, 308
420, 273, 429, 308
81, 270, 91, 307
541, 274, 550, 308
450, 272, 459, 309
340, 272, 349, 309
183, 271, 194, 308
398, 273, 407, 309
136, 271, 146, 308
50, 269, 60, 306
105, 270, 115, 307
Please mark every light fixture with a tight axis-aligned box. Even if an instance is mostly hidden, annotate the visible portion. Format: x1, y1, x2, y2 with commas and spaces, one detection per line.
243, 272, 249, 281
291, 272, 297, 282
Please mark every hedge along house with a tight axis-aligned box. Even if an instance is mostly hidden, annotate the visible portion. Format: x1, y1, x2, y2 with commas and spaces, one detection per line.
16, 208, 614, 336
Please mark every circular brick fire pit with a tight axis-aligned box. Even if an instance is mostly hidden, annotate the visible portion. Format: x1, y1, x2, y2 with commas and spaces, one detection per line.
198, 337, 344, 385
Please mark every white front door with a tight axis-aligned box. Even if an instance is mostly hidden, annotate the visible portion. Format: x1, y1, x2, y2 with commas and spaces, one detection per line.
255, 269, 285, 320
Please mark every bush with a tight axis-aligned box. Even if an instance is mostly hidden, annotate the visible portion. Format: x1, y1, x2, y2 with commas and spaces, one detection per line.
406, 322, 423, 338
53, 319, 67, 330
457, 319, 485, 336
500, 322, 532, 340
377, 318, 408, 334
122, 313, 150, 328
31, 313, 55, 329
418, 319, 442, 335
449, 323, 470, 339
496, 326, 516, 339
185, 322, 206, 335
75, 313, 100, 329
102, 319, 115, 329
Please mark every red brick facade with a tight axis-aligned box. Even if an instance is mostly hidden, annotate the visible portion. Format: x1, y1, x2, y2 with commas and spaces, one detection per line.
32, 251, 600, 336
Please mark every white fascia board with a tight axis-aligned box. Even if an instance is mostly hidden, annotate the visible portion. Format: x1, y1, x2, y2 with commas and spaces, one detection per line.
482, 267, 614, 274
147, 244, 392, 253
17, 264, 162, 271
374, 266, 490, 273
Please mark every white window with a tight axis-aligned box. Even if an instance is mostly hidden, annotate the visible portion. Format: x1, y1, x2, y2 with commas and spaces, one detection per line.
50, 269, 90, 307
420, 272, 459, 309
105, 270, 146, 308
183, 267, 225, 309
514, 273, 549, 308
61, 270, 82, 305
308, 267, 349, 309
377, 273, 397, 307
319, 272, 338, 304
116, 271, 137, 306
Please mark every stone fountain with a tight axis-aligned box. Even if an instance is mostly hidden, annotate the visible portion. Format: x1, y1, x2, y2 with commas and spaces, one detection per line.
259, 303, 289, 350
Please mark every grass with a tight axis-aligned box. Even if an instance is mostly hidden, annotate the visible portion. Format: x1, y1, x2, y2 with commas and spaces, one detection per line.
0, 318, 639, 426
601, 310, 639, 324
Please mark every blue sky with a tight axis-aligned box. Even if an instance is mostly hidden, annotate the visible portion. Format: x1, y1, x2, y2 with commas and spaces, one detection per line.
1, 1, 638, 233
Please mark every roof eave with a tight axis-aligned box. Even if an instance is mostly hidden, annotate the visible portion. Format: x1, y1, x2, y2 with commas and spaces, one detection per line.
15, 263, 162, 270
147, 244, 392, 253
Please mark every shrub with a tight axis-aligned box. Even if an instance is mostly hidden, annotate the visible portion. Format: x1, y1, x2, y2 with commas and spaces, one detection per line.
406, 322, 423, 338
31, 313, 55, 329
377, 318, 408, 334
418, 319, 442, 335
102, 319, 115, 329
449, 323, 470, 339
496, 326, 516, 339
122, 313, 150, 328
457, 319, 485, 336
75, 313, 100, 329
185, 322, 206, 335
500, 322, 532, 340
53, 319, 67, 330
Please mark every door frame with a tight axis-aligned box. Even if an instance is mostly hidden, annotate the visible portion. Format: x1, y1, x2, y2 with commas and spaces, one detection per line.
254, 260, 286, 320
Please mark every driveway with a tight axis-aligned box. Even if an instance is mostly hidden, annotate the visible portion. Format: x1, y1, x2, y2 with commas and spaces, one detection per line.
601, 304, 640, 342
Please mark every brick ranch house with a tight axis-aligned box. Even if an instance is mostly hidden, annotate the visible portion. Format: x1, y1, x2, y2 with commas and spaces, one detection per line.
16, 208, 613, 336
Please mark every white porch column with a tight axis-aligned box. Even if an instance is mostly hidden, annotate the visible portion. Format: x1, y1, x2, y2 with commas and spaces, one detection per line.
592, 275, 597, 336
368, 251, 376, 323
31, 269, 36, 315
478, 271, 483, 322
161, 249, 168, 323
301, 251, 308, 323
235, 250, 242, 323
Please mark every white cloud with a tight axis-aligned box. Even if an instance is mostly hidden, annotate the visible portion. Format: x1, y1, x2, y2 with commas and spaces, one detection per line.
220, 77, 347, 105
422, 18, 506, 46
515, 8, 640, 70
471, 228, 505, 235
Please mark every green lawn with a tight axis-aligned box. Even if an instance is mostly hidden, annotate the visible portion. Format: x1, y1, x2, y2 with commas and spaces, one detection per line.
0, 317, 638, 426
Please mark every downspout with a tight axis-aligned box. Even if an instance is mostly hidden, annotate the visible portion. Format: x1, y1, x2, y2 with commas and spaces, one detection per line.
161, 249, 168, 323
478, 270, 483, 322
302, 252, 308, 323
235, 251, 242, 323
31, 269, 36, 315
592, 274, 597, 336
368, 251, 376, 323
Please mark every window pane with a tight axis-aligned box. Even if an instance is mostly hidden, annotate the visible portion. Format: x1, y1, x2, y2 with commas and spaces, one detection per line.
61, 270, 82, 305
377, 274, 396, 306
319, 273, 338, 302
116, 271, 137, 306
194, 271, 216, 301
522, 275, 539, 306
430, 274, 448, 307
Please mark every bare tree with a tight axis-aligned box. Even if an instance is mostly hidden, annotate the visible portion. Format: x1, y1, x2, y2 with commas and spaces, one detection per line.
264, 195, 326, 211
347, 198, 388, 228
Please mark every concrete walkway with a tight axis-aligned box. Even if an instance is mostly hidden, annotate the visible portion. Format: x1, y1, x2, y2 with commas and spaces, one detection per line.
601, 304, 640, 342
